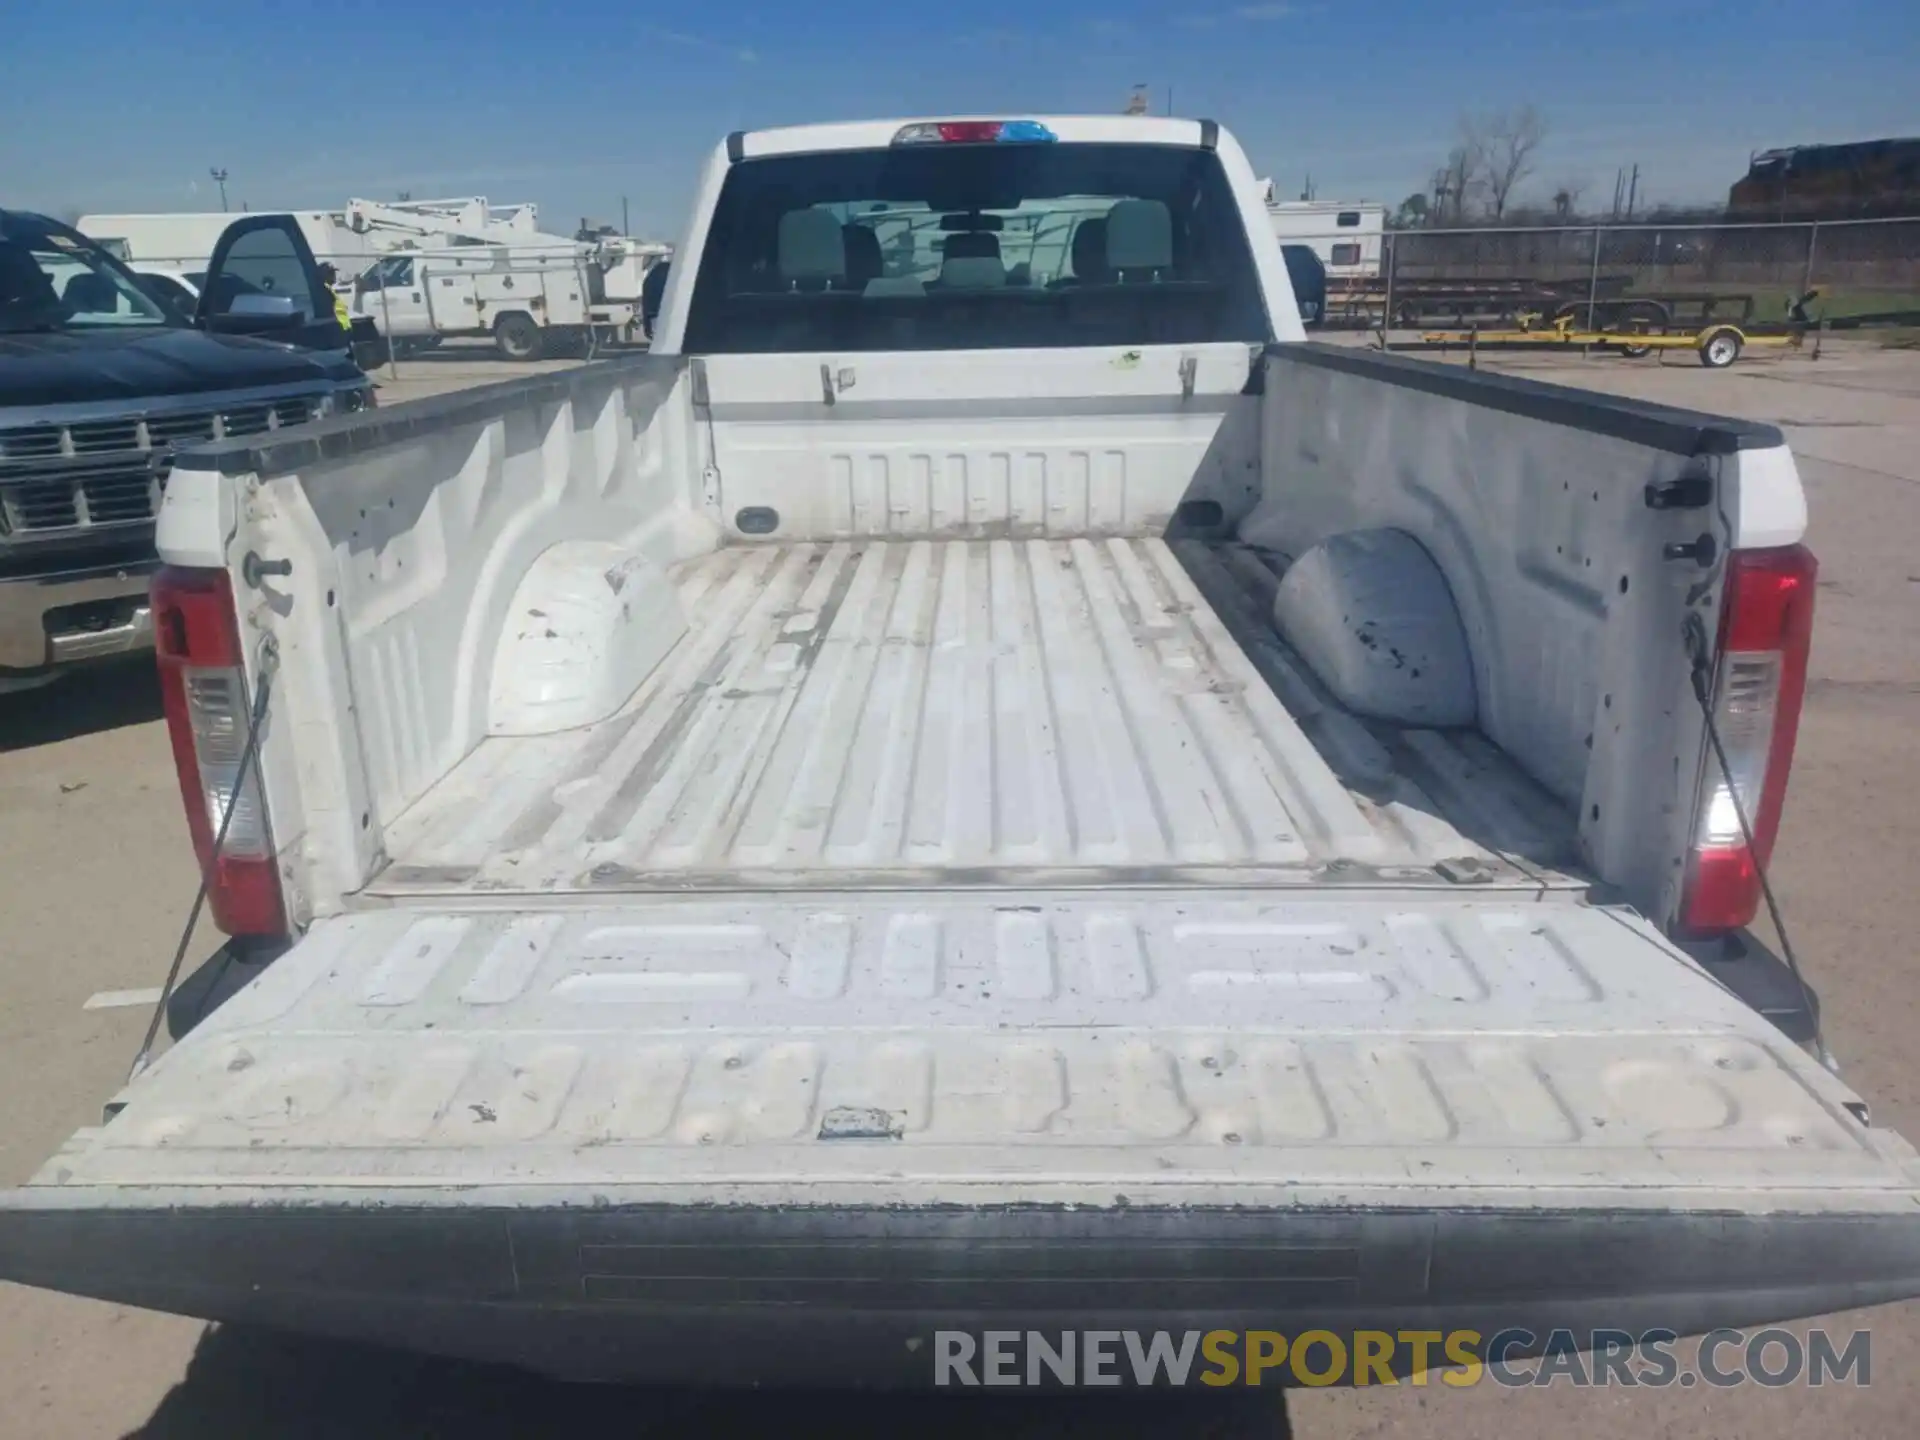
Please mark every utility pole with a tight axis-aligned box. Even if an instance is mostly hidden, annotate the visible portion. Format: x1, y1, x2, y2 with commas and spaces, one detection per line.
1625, 163, 1639, 220
209, 167, 229, 212
622, 195, 630, 236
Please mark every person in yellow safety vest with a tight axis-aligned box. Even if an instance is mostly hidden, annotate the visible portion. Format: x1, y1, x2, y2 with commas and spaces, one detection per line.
315, 263, 351, 331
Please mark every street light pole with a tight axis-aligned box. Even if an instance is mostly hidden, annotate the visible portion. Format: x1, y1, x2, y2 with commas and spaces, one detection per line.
209, 168, 229, 212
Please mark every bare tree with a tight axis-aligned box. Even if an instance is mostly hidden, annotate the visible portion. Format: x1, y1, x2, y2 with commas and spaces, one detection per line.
1550, 178, 1584, 220
1472, 105, 1548, 219
1430, 140, 1481, 225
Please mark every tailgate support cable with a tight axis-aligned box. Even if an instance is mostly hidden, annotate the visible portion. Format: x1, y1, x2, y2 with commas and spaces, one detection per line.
126, 639, 277, 1084
1683, 612, 1833, 1071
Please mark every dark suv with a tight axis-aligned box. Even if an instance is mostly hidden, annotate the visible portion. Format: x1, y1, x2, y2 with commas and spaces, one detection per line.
1, 211, 372, 691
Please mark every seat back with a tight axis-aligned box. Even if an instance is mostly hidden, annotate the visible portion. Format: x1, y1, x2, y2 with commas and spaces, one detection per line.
1107, 200, 1173, 282
776, 209, 847, 291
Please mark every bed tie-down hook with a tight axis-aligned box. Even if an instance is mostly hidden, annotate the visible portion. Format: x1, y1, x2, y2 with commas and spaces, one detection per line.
820, 363, 856, 405
242, 550, 293, 589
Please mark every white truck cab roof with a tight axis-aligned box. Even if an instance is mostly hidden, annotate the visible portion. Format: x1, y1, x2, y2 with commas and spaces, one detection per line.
731, 115, 1218, 157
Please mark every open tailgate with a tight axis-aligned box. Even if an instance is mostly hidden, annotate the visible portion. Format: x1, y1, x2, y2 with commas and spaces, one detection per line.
5, 893, 1920, 1384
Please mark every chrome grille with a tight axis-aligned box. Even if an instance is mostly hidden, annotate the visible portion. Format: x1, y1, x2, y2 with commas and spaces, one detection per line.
145, 412, 218, 448
0, 426, 63, 461
0, 395, 320, 538
69, 419, 143, 454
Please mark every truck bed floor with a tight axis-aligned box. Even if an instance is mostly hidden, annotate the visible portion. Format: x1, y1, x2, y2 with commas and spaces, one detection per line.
369, 538, 1576, 899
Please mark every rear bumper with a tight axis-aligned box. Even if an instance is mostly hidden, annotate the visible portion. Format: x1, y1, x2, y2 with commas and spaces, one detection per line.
4, 1200, 1920, 1386
0, 555, 156, 674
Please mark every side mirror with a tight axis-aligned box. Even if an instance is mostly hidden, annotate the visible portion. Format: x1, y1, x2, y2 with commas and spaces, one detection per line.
226, 292, 301, 322
203, 290, 307, 337
1279, 244, 1327, 329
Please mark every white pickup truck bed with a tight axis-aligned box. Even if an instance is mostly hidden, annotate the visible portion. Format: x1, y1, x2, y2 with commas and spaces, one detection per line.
373, 537, 1574, 899
7, 112, 1920, 1387
15, 522, 1916, 1385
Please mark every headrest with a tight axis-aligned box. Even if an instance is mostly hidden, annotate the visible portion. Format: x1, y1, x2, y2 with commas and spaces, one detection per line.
1106, 200, 1173, 274
942, 230, 1001, 260
939, 256, 1006, 289
0, 242, 48, 287
777, 208, 846, 286
0, 243, 60, 312
1070, 217, 1109, 281
63, 273, 120, 312
842, 224, 883, 285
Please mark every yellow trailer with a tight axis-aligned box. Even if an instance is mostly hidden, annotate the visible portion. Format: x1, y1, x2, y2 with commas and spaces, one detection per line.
1415, 312, 1803, 368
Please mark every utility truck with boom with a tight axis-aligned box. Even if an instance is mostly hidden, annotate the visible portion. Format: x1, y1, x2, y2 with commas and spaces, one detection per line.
3, 116, 1918, 1387
352, 243, 642, 361
342, 199, 664, 360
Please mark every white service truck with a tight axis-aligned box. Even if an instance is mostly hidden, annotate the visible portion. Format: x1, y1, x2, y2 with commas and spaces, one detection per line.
353, 243, 641, 360
5, 115, 1918, 1388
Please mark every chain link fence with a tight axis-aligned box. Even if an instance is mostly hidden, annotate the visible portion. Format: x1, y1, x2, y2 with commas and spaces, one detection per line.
1277, 216, 1920, 336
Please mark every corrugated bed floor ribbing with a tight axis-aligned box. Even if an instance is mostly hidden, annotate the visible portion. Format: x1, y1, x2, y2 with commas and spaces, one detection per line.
370, 538, 1576, 897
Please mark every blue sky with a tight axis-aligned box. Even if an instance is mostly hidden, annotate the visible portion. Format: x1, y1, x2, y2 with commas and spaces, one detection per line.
4, 0, 1914, 241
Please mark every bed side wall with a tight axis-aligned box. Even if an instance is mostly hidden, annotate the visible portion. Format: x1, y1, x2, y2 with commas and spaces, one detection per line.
1253, 344, 1775, 922
201, 357, 706, 921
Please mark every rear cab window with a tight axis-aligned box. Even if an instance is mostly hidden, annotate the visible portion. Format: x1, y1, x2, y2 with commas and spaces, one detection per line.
684, 135, 1269, 353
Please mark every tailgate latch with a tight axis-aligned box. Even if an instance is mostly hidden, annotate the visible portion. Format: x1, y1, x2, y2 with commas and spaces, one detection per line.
1645, 473, 1713, 510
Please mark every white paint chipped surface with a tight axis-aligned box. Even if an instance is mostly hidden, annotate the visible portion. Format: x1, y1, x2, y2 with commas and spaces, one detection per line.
32, 896, 1918, 1204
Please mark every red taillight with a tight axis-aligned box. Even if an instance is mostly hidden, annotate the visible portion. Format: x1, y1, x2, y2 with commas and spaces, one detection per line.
935, 121, 1005, 143
891, 120, 1059, 145
152, 566, 286, 937
1680, 545, 1817, 934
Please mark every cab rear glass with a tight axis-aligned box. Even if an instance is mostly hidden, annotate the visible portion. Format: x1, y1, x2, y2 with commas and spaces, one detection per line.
683, 142, 1269, 353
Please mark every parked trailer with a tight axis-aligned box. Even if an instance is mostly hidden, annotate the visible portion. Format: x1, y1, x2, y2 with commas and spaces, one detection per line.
1265, 198, 1386, 283
1408, 312, 1804, 367
1333, 276, 1761, 333
1547, 292, 1761, 332
1326, 274, 1629, 329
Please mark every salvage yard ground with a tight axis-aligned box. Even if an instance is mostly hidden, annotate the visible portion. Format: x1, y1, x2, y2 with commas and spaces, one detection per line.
3, 343, 1918, 1439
